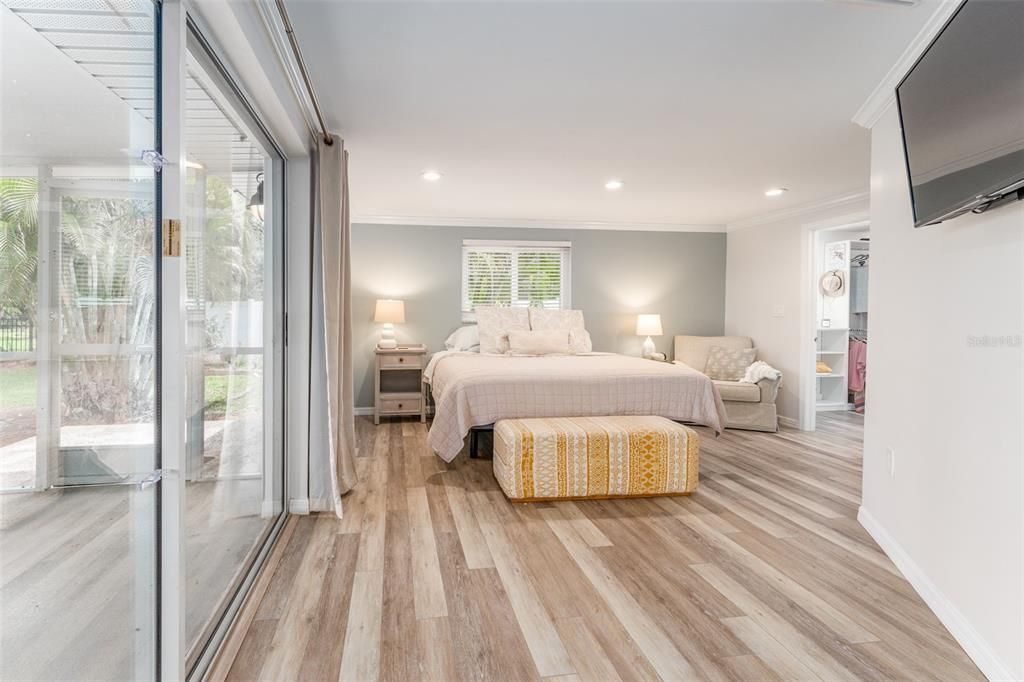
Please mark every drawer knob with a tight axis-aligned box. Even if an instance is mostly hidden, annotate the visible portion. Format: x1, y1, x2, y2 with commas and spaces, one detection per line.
398, 403, 403, 409
399, 357, 404, 363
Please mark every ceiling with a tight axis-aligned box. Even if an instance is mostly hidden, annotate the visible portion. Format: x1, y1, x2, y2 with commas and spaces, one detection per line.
0, 0, 264, 183
287, 0, 939, 226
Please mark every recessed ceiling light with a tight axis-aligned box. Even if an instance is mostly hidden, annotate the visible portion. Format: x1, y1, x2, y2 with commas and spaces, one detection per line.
765, 187, 788, 197
421, 170, 442, 182
604, 179, 624, 191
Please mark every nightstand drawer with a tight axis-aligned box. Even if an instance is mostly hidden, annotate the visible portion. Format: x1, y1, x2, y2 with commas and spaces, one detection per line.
379, 353, 423, 369
379, 394, 422, 413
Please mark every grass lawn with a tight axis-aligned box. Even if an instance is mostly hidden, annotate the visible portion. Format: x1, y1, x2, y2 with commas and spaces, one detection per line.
202, 372, 260, 420
0, 365, 259, 416
0, 365, 36, 410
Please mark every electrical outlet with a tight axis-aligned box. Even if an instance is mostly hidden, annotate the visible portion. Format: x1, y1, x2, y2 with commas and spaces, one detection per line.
887, 447, 896, 478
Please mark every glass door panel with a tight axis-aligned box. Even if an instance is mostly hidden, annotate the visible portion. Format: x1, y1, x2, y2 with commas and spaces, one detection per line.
56, 189, 157, 486
0, 1, 160, 679
182, 29, 284, 667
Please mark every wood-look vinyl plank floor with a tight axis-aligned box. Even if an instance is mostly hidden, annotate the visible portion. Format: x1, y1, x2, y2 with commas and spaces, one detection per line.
223, 413, 983, 681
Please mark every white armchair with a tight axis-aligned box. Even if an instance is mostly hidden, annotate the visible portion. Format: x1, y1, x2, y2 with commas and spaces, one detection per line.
673, 335, 780, 432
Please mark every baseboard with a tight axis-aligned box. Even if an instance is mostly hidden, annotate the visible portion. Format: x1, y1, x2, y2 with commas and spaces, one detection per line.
309, 497, 337, 513
260, 499, 280, 518
858, 506, 1017, 681
777, 416, 799, 429
288, 498, 310, 515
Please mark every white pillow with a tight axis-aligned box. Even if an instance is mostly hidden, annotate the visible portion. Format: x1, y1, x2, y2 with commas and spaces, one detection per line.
444, 325, 479, 352
475, 306, 530, 354
569, 328, 593, 353
507, 329, 570, 356
529, 308, 590, 353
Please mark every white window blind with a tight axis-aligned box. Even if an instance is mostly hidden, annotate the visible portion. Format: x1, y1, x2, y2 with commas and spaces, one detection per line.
461, 240, 571, 317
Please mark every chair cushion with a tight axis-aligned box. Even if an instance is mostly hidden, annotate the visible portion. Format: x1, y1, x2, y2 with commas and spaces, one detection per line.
713, 380, 761, 403
493, 416, 699, 500
674, 335, 753, 370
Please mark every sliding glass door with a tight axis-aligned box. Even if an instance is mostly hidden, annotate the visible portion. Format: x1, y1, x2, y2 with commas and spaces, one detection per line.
180, 25, 285, 671
0, 2, 286, 678
0, 0, 161, 678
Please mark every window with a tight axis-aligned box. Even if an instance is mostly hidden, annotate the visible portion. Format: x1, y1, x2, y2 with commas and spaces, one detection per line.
462, 240, 571, 318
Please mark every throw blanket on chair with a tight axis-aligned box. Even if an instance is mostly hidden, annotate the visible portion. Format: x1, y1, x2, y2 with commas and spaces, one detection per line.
739, 360, 782, 384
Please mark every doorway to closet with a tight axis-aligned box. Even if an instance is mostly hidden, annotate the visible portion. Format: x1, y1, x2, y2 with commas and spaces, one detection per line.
800, 218, 870, 431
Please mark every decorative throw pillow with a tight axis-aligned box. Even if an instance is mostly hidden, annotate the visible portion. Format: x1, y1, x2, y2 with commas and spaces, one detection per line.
529, 308, 590, 353
704, 346, 757, 381
444, 325, 480, 352
507, 329, 571, 356
569, 328, 593, 353
474, 306, 530, 354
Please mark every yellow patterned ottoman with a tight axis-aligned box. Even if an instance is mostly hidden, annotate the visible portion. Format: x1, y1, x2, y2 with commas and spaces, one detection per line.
492, 416, 699, 502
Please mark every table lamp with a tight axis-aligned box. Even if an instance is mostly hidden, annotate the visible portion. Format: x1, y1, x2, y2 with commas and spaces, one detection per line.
374, 299, 405, 349
635, 313, 663, 358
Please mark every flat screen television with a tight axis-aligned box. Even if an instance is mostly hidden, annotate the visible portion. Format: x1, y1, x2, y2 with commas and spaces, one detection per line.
896, 0, 1024, 227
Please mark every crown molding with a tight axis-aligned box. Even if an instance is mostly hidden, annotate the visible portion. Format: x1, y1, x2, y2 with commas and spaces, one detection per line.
726, 190, 870, 232
351, 215, 726, 233
851, 0, 963, 130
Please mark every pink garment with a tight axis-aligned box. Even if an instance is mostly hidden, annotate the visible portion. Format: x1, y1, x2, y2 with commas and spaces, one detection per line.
848, 339, 867, 392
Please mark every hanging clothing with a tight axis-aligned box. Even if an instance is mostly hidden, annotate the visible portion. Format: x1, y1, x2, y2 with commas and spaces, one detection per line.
848, 339, 868, 392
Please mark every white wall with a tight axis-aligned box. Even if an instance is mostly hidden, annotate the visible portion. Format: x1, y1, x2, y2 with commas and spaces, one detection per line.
725, 199, 868, 421
860, 104, 1023, 681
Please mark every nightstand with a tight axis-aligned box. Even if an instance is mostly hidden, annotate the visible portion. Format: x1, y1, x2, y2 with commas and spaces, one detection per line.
374, 345, 427, 425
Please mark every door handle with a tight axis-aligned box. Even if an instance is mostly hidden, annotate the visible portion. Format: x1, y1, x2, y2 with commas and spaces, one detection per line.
139, 469, 179, 490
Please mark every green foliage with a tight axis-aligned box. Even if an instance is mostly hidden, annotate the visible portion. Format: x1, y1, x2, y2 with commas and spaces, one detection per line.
465, 249, 562, 309
192, 174, 265, 304
516, 252, 561, 306
466, 251, 512, 307
0, 363, 36, 409
0, 172, 265, 424
0, 178, 39, 319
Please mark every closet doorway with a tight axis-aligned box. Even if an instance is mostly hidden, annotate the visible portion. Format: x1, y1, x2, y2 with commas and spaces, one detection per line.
799, 218, 870, 431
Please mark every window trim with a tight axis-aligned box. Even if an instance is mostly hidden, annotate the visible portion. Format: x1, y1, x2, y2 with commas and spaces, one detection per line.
461, 239, 572, 322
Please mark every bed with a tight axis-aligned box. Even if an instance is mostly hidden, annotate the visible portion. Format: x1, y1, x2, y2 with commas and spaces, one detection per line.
424, 351, 727, 462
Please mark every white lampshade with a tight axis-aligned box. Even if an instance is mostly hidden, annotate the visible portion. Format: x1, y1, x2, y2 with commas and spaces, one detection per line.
635, 314, 663, 337
374, 299, 406, 324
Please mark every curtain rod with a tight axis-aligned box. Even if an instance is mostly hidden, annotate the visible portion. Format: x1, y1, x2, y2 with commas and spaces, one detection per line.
274, 0, 334, 146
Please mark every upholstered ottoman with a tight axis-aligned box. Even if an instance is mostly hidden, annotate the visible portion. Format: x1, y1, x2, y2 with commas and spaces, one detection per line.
493, 416, 699, 502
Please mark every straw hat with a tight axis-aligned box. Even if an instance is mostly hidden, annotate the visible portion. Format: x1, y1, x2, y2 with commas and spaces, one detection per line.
820, 270, 845, 297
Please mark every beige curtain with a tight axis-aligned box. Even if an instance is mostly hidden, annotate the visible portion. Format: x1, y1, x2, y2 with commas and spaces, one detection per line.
319, 135, 358, 517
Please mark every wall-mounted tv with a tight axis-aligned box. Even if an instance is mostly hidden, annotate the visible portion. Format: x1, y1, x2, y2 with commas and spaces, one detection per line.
896, 0, 1024, 227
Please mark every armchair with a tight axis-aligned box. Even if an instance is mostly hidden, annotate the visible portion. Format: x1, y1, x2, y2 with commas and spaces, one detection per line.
673, 335, 780, 432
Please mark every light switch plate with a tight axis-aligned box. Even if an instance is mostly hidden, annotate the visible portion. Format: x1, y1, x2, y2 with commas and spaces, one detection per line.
772, 304, 785, 318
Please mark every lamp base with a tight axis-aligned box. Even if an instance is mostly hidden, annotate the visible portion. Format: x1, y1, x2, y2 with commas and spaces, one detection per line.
378, 323, 397, 349
641, 336, 656, 359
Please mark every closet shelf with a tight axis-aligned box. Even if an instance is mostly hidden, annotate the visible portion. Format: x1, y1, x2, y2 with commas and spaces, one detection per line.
815, 373, 845, 379
816, 350, 846, 355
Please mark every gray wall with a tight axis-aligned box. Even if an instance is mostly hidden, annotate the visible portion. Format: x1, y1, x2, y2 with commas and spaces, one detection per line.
352, 224, 727, 407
